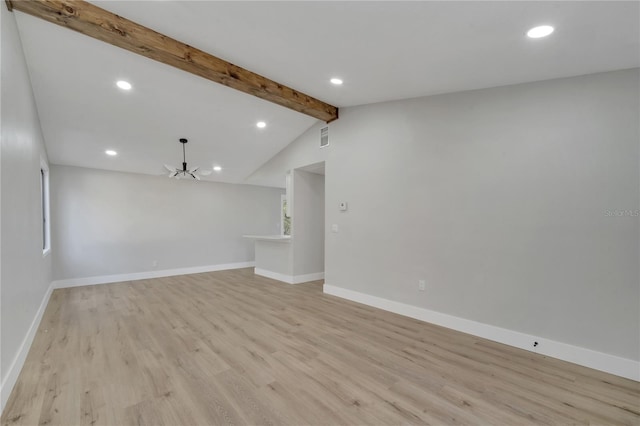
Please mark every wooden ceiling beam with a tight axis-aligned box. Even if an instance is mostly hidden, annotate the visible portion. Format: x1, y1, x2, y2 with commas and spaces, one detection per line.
10, 0, 339, 122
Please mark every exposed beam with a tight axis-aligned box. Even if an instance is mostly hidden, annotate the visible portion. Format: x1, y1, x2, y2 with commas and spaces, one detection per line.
10, 0, 339, 123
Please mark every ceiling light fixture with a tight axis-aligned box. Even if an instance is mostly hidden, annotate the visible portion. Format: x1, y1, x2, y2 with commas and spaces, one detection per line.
116, 80, 132, 90
256, 121, 267, 128
213, 166, 222, 172
330, 78, 343, 85
105, 150, 117, 156
527, 25, 554, 39
164, 138, 213, 180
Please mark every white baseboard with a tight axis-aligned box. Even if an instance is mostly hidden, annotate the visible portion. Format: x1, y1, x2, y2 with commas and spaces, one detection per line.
323, 284, 639, 382
255, 268, 293, 283
52, 261, 255, 289
1, 282, 54, 413
293, 272, 325, 284
254, 268, 324, 284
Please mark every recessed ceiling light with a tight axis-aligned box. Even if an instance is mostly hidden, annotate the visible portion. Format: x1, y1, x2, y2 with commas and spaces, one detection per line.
527, 25, 554, 39
116, 80, 132, 90
213, 166, 222, 172
330, 78, 343, 85
256, 121, 267, 128
105, 150, 117, 156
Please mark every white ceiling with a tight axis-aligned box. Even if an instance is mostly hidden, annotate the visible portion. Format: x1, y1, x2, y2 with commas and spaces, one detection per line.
298, 162, 325, 176
14, 1, 639, 183
14, 13, 317, 184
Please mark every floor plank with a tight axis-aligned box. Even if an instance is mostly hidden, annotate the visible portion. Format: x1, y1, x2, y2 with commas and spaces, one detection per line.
2, 268, 639, 425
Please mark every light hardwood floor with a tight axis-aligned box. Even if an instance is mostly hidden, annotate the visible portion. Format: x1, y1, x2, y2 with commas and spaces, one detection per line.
2, 268, 639, 425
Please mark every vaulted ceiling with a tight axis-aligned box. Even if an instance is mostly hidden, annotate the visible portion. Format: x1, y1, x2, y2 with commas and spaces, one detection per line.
13, 1, 639, 183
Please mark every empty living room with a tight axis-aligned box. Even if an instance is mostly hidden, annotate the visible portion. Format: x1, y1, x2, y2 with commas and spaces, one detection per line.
1, 1, 639, 425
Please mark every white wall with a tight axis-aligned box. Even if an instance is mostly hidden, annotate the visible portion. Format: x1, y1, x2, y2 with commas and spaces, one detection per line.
248, 69, 640, 363
1, 5, 53, 409
51, 165, 283, 280
248, 123, 329, 188
255, 240, 293, 276
292, 169, 325, 276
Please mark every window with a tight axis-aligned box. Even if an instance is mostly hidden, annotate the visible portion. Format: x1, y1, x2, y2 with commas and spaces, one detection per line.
281, 194, 291, 236
40, 159, 50, 256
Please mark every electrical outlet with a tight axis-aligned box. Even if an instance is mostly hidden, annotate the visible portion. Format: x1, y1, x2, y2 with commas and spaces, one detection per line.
418, 280, 426, 291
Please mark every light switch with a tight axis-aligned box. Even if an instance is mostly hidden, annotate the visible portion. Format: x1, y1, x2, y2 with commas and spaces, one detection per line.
331, 224, 339, 233
339, 202, 348, 211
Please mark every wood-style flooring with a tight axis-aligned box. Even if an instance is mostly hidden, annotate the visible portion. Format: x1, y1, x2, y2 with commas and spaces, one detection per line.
2, 268, 639, 425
